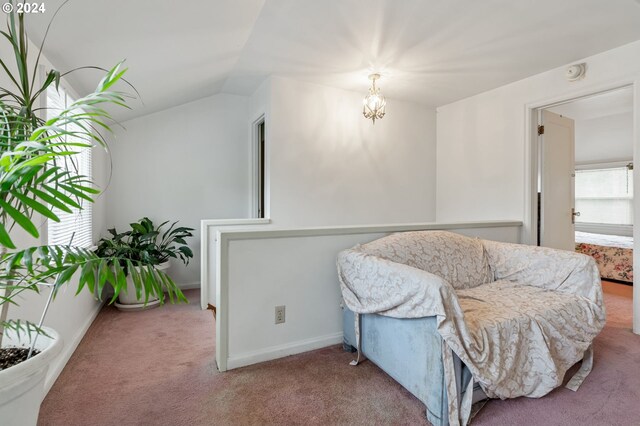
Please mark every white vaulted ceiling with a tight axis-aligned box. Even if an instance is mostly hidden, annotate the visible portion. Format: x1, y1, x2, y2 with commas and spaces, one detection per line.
24, 0, 640, 121
25, 0, 265, 120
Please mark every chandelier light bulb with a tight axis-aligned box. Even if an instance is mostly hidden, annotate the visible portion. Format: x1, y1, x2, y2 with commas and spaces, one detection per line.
363, 73, 386, 124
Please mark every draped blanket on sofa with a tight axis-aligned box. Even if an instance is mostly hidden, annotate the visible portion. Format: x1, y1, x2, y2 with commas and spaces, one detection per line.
337, 231, 606, 426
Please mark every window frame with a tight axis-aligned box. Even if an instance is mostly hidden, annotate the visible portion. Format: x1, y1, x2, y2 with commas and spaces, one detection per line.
574, 160, 634, 232
41, 68, 94, 248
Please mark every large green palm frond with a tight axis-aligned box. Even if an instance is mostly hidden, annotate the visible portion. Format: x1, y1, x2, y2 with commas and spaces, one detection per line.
1, 245, 187, 306
0, 63, 128, 248
0, 6, 187, 342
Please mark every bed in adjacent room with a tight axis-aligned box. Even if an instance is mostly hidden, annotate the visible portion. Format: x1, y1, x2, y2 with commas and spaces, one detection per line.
575, 231, 633, 284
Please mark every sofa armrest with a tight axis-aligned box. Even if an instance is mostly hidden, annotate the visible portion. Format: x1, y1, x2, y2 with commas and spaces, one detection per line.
482, 240, 602, 302
337, 248, 461, 319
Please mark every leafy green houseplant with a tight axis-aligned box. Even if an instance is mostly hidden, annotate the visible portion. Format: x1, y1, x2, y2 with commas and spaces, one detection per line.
0, 5, 186, 424
95, 218, 194, 309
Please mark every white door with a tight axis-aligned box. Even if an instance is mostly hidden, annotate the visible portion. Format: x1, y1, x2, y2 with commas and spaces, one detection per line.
540, 109, 576, 251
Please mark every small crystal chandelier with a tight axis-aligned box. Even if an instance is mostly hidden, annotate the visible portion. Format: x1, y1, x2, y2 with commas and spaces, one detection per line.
363, 73, 386, 124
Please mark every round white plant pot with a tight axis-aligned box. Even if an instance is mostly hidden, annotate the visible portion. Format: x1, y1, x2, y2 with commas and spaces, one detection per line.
114, 261, 170, 312
0, 326, 62, 426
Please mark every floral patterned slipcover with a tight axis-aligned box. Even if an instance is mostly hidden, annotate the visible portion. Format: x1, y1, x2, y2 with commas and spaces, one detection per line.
337, 231, 605, 426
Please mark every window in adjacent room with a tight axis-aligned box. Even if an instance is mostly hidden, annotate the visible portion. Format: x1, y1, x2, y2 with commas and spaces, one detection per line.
575, 165, 633, 225
45, 84, 93, 248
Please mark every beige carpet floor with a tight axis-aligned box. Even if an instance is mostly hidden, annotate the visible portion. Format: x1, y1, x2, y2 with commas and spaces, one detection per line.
39, 282, 637, 425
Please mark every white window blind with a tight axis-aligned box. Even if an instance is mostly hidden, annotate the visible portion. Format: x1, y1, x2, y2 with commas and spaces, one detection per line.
575, 166, 633, 225
46, 85, 93, 248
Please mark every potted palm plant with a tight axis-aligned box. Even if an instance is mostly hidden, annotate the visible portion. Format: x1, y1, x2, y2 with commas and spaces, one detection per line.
95, 217, 194, 310
0, 5, 186, 425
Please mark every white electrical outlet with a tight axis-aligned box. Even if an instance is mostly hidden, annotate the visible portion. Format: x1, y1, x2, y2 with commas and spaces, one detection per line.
275, 305, 286, 324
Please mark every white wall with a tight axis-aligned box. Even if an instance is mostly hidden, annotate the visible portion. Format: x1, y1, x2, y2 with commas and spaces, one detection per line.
267, 77, 437, 226
249, 78, 271, 122
202, 219, 270, 308
436, 40, 640, 227
105, 94, 251, 287
217, 222, 522, 371
202, 76, 439, 307
435, 39, 640, 333
575, 112, 633, 164
247, 78, 271, 216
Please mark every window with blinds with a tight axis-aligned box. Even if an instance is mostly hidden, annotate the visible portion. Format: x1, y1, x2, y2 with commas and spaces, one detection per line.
46, 85, 93, 248
575, 166, 633, 225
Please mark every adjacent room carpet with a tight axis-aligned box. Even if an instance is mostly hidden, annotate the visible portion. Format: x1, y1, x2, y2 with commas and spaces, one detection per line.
39, 283, 638, 426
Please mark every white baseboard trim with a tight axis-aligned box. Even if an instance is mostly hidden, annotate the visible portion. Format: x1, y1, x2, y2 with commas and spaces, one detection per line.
43, 299, 105, 395
179, 281, 201, 290
226, 332, 343, 370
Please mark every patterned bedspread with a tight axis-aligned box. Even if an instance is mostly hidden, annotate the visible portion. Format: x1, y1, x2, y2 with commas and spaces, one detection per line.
575, 231, 633, 283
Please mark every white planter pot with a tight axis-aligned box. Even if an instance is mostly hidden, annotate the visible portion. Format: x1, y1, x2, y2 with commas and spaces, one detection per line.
115, 261, 170, 312
0, 326, 62, 426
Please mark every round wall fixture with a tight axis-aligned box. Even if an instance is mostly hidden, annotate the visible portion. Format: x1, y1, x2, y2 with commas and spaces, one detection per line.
566, 63, 587, 81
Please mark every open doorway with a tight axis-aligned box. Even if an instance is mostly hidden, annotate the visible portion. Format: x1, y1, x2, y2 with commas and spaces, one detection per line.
251, 115, 266, 219
536, 86, 634, 326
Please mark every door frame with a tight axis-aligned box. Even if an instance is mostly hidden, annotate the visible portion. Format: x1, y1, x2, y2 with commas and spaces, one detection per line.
524, 78, 639, 334
524, 81, 636, 246
250, 114, 266, 219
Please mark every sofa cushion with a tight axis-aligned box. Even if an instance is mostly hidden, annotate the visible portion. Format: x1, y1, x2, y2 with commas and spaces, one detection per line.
455, 280, 598, 396
357, 230, 493, 289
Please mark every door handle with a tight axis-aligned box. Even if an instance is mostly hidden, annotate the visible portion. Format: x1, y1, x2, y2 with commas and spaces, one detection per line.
571, 208, 580, 224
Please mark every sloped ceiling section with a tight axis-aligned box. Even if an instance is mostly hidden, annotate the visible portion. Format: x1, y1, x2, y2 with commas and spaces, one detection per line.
25, 0, 266, 121
24, 0, 640, 122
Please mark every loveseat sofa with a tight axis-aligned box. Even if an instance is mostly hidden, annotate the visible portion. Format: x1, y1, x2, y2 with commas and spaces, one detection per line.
338, 231, 605, 426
